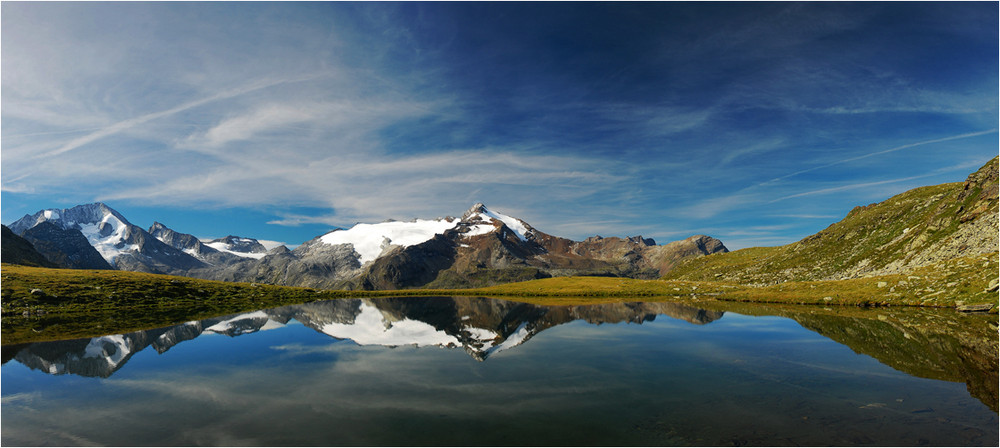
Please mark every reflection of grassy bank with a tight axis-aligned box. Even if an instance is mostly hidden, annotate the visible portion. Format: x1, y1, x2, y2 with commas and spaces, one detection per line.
691, 300, 999, 412
2, 256, 997, 344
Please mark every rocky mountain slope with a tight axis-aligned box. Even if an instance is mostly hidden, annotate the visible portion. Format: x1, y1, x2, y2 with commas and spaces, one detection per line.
665, 157, 999, 285
148, 222, 264, 266
0, 225, 58, 268
5, 202, 728, 290
246, 203, 728, 290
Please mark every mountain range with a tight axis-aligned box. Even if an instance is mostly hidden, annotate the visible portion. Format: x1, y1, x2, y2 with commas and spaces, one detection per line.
4, 157, 996, 291
3, 202, 728, 290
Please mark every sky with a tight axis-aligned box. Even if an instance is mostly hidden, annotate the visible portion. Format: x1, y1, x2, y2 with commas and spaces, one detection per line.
2, 2, 997, 250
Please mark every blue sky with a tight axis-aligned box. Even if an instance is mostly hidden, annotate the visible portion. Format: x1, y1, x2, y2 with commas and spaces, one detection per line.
2, 2, 997, 250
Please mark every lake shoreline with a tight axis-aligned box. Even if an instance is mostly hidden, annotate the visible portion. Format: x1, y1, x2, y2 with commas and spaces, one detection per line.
2, 262, 997, 345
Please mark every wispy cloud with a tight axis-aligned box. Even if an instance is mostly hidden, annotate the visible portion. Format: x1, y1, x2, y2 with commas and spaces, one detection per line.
37, 75, 327, 159
3, 2, 996, 248
760, 130, 997, 186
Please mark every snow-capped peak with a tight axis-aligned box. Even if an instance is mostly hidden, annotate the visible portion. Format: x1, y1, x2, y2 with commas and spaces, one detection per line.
461, 203, 533, 242
10, 203, 138, 265
11, 203, 130, 234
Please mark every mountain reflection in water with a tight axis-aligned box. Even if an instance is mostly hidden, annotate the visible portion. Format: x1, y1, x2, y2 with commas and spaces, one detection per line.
4, 298, 724, 376
3, 296, 995, 412
3, 296, 998, 446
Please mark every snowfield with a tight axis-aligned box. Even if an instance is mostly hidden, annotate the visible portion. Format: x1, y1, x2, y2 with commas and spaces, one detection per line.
320, 302, 460, 347
204, 241, 268, 259
320, 218, 459, 264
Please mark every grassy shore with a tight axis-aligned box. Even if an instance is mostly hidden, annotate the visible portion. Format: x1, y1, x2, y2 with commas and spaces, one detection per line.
2, 254, 996, 344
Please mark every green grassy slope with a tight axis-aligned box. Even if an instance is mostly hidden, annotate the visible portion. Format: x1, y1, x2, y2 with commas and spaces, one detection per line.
665, 157, 998, 285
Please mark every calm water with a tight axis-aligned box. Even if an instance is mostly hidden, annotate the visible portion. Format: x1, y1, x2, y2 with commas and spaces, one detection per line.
2, 297, 997, 446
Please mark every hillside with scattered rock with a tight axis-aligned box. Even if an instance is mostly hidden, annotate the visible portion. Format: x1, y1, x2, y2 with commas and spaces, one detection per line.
666, 157, 999, 287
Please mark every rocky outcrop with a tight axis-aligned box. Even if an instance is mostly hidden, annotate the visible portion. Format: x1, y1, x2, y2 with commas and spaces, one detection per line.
644, 235, 729, 276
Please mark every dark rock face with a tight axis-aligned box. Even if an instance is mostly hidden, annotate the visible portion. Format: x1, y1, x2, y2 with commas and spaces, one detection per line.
103, 227, 206, 275
149, 222, 206, 255
20, 222, 112, 270
1, 225, 59, 268
356, 235, 457, 290
148, 222, 245, 266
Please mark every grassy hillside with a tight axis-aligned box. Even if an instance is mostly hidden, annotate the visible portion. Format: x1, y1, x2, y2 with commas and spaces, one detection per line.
665, 157, 998, 285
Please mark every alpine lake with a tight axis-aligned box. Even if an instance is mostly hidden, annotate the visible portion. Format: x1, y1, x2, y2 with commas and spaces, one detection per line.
2, 296, 997, 446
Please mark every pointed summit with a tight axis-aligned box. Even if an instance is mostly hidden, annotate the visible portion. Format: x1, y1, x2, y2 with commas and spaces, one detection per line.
462, 202, 489, 220
460, 203, 535, 242
9, 202, 131, 235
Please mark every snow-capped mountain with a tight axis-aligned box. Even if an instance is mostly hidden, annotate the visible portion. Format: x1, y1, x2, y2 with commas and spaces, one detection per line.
147, 222, 269, 266
5, 202, 727, 290
9, 203, 205, 274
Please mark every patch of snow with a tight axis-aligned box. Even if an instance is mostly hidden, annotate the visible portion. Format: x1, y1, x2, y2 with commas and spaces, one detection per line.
463, 224, 495, 238
205, 311, 272, 334
43, 209, 60, 220
76, 213, 136, 265
320, 302, 460, 347
485, 322, 531, 356
83, 335, 130, 368
472, 207, 531, 241
465, 326, 498, 341
319, 218, 458, 264
205, 241, 268, 259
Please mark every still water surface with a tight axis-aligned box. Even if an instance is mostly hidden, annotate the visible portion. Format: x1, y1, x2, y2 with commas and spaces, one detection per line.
2, 297, 997, 446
